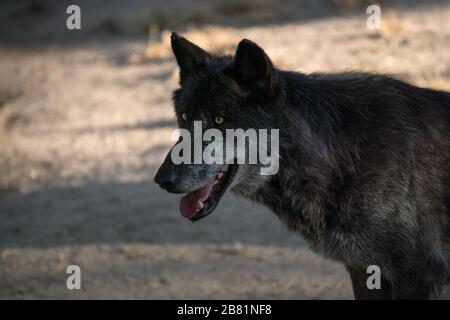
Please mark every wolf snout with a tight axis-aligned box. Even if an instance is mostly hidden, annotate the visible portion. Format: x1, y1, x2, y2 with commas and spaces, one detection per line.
154, 167, 179, 193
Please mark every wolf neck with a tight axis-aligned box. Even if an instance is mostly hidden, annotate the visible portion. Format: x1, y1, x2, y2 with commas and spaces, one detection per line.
251, 71, 360, 242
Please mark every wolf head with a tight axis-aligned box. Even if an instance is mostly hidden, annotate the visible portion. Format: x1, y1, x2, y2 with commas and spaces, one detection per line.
154, 32, 281, 221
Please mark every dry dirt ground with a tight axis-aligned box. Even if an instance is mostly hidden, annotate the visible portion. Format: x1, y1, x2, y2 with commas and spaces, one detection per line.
0, 0, 450, 299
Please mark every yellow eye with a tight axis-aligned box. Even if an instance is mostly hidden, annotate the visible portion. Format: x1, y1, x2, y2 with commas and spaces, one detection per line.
182, 113, 188, 121
214, 116, 224, 125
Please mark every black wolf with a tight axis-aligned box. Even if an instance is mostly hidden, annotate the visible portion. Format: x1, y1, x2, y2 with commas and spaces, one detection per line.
155, 32, 450, 299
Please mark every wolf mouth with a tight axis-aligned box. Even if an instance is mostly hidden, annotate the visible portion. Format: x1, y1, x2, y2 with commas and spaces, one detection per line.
179, 164, 238, 222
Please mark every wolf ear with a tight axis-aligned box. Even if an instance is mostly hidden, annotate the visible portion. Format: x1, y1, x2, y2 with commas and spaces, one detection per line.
171, 32, 210, 83
230, 39, 276, 96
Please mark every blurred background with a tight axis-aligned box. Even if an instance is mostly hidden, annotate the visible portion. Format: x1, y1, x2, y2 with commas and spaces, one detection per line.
0, 0, 449, 299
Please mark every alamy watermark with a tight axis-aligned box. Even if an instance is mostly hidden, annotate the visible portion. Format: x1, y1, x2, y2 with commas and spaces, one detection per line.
66, 265, 81, 290
366, 265, 381, 290
66, 5, 81, 30
170, 121, 280, 175
366, 4, 381, 31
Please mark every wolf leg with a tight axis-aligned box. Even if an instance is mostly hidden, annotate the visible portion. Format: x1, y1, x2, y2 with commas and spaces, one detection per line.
389, 254, 448, 300
347, 266, 393, 300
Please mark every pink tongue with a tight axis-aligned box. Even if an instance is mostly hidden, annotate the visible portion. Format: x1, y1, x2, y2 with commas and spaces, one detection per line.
179, 179, 215, 219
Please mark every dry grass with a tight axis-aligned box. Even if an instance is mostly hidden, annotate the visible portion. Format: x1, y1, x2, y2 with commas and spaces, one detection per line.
333, 0, 383, 9
0, 89, 21, 141
129, 26, 240, 63
94, 19, 122, 35
378, 11, 404, 38
10, 0, 52, 18
415, 74, 450, 92
0, 112, 6, 142
215, 0, 286, 22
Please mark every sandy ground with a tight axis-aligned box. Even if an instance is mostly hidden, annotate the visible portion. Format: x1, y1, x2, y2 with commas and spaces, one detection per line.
1, 0, 450, 299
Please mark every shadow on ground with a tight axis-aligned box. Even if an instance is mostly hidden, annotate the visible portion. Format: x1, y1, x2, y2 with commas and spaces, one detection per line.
1, 0, 449, 48
0, 180, 305, 249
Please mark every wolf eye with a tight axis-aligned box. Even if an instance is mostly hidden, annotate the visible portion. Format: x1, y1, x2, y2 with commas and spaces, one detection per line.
214, 116, 224, 125
181, 113, 188, 121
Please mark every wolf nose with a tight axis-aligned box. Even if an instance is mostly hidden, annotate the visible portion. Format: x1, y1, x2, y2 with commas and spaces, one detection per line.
154, 169, 178, 191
